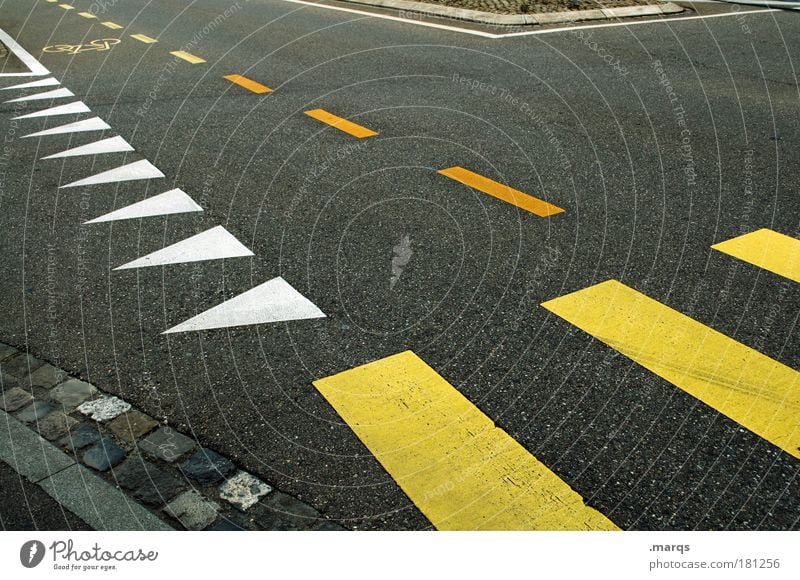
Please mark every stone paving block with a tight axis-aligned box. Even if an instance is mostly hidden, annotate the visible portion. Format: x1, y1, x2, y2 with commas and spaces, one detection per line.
112, 458, 186, 507
164, 490, 219, 530
82, 437, 126, 471
0, 372, 20, 392
50, 379, 97, 409
0, 409, 76, 482
37, 411, 79, 441
0, 387, 33, 412
207, 517, 247, 531
0, 344, 18, 361
138, 427, 197, 462
108, 410, 158, 443
27, 363, 69, 388
178, 448, 236, 486
254, 492, 321, 530
77, 395, 131, 421
1, 353, 46, 379
15, 401, 55, 423
58, 423, 101, 451
219, 471, 273, 511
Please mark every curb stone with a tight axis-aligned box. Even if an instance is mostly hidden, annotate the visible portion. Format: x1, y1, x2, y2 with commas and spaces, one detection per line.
339, 0, 685, 25
0, 342, 347, 531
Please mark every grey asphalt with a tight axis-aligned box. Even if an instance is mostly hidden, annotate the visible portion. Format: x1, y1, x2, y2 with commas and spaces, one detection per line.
0, 0, 798, 530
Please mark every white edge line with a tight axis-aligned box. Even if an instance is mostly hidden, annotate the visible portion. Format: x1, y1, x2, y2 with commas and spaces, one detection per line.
0, 27, 51, 77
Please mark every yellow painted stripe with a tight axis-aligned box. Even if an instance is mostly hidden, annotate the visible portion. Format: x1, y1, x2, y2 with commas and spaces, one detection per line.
304, 108, 378, 139
223, 74, 272, 94
78, 11, 96, 19
170, 50, 205, 64
712, 228, 800, 283
313, 351, 619, 530
101, 21, 124, 30
130, 34, 157, 44
542, 280, 800, 459
438, 166, 564, 217
46, 0, 59, 3
58, 4, 74, 9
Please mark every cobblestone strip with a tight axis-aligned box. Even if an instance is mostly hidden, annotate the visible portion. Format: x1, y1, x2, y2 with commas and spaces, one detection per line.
0, 343, 345, 531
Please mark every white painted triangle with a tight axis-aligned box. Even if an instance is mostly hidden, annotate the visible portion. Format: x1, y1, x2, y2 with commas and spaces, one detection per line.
41, 136, 134, 160
13, 101, 91, 119
114, 225, 253, 270
5, 87, 74, 103
85, 189, 203, 223
60, 159, 164, 189
163, 276, 326, 334
23, 117, 110, 138
1, 77, 60, 91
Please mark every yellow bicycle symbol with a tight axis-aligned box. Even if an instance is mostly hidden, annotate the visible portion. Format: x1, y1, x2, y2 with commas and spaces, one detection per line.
43, 38, 121, 55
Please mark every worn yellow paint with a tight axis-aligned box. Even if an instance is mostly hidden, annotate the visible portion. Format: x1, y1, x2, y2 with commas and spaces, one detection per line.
58, 4, 74, 9
78, 11, 96, 19
712, 228, 800, 283
46, 0, 59, 3
170, 50, 205, 64
542, 279, 800, 459
223, 74, 272, 94
438, 166, 564, 217
313, 351, 619, 530
304, 108, 378, 139
130, 33, 157, 44
101, 21, 124, 30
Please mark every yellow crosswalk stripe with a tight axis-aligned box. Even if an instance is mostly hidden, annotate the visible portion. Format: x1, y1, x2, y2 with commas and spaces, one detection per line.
304, 108, 377, 139
101, 21, 124, 30
541, 279, 800, 459
313, 351, 619, 530
130, 34, 158, 44
712, 228, 800, 283
78, 11, 96, 19
223, 74, 272, 94
170, 50, 205, 64
438, 166, 564, 217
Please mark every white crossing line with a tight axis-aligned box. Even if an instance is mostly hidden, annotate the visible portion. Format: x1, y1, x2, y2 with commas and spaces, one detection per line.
60, 159, 164, 189
0, 27, 50, 77
23, 117, 110, 138
41, 136, 134, 160
85, 189, 203, 223
0, 77, 60, 90
13, 101, 90, 119
5, 87, 74, 103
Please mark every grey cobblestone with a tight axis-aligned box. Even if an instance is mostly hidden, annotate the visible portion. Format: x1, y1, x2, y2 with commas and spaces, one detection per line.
58, 423, 101, 451
112, 458, 187, 507
164, 490, 219, 530
0, 344, 18, 361
15, 401, 55, 423
219, 471, 273, 511
1, 353, 46, 379
178, 448, 236, 485
27, 363, 69, 388
0, 387, 33, 412
389, 0, 656, 15
77, 395, 131, 421
37, 411, 79, 441
0, 372, 20, 391
82, 437, 127, 471
139, 427, 197, 462
50, 379, 97, 409
108, 410, 158, 443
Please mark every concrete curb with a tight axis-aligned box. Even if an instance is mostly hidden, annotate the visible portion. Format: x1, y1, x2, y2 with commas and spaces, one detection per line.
338, 0, 685, 25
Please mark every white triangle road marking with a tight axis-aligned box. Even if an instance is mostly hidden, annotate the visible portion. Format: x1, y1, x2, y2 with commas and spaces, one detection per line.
5, 87, 74, 103
41, 136, 134, 160
1, 77, 60, 90
13, 101, 91, 119
85, 188, 202, 223
114, 225, 253, 270
163, 276, 326, 334
60, 159, 164, 189
23, 117, 110, 138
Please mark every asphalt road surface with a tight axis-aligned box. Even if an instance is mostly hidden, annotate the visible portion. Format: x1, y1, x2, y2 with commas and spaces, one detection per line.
0, 0, 798, 530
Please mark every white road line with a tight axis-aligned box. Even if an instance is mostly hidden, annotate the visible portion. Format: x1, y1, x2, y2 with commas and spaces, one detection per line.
13, 101, 91, 119
60, 159, 164, 189
1, 77, 60, 91
0, 27, 50, 77
23, 117, 111, 138
163, 276, 326, 334
114, 225, 253, 270
5, 87, 74, 103
84, 188, 203, 223
41, 135, 134, 160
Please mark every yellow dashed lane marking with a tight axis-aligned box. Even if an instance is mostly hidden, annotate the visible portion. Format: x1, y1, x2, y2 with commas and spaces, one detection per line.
101, 21, 124, 30
224, 74, 272, 94
313, 351, 619, 530
304, 108, 377, 139
438, 166, 564, 217
130, 34, 158, 44
58, 4, 74, 9
170, 50, 205, 64
542, 279, 800, 460
712, 228, 800, 283
78, 11, 96, 19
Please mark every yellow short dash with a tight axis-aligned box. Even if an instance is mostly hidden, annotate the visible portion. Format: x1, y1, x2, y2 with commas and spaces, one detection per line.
170, 50, 205, 64
542, 280, 800, 459
313, 351, 619, 531
130, 34, 157, 44
46, 0, 59, 3
304, 108, 377, 139
224, 74, 272, 94
101, 21, 124, 30
438, 166, 564, 217
58, 4, 74, 9
712, 228, 800, 283
78, 11, 96, 19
